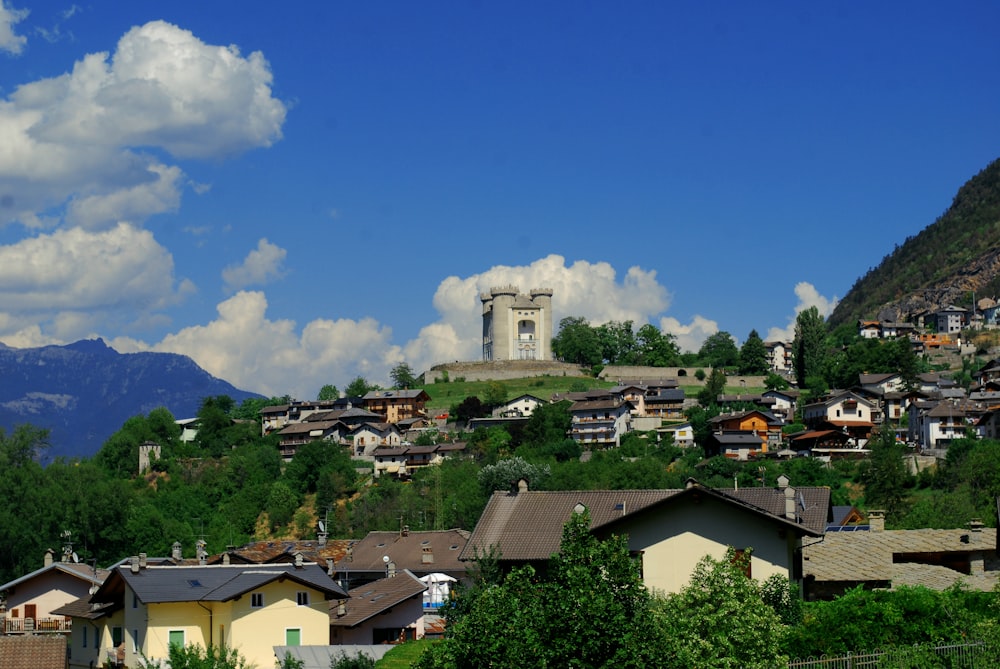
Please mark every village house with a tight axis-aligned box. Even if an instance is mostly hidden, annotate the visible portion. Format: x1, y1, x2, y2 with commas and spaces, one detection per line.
567, 397, 633, 448
802, 391, 877, 444
706, 409, 783, 460
764, 341, 793, 373
328, 570, 427, 645
802, 512, 999, 600
58, 558, 347, 669
372, 442, 466, 479
461, 478, 828, 595
332, 528, 470, 592
491, 393, 547, 418
0, 548, 107, 638
348, 422, 403, 459
361, 389, 430, 424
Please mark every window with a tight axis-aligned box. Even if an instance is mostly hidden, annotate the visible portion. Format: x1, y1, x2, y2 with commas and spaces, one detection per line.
251, 592, 264, 608
132, 593, 139, 608
731, 548, 752, 578
112, 627, 124, 648
296, 591, 309, 606
82, 625, 88, 648
168, 630, 185, 649
285, 628, 301, 646
132, 629, 139, 653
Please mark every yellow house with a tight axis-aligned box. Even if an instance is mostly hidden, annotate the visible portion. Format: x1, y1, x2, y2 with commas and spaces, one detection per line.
60, 558, 347, 669
461, 479, 828, 595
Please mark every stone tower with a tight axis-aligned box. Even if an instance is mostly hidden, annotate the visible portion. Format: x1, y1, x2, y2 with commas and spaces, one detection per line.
481, 286, 553, 361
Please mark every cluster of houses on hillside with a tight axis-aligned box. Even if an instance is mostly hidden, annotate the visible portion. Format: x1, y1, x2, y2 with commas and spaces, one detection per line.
4, 476, 999, 669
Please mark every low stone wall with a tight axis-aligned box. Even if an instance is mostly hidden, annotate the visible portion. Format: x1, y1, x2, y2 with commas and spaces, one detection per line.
599, 365, 767, 388
424, 360, 588, 383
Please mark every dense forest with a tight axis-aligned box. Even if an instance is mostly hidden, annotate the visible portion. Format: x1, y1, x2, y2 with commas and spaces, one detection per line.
829, 156, 1000, 328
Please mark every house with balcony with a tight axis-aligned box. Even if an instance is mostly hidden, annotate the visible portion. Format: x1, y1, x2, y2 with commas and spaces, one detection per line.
764, 341, 793, 373
909, 398, 983, 450
362, 389, 430, 424
802, 391, 877, 444
568, 397, 633, 448
261, 399, 362, 436
643, 387, 686, 419
934, 305, 968, 334
0, 550, 107, 638
706, 409, 783, 459
348, 422, 403, 459
58, 558, 347, 669
275, 420, 347, 460
372, 442, 466, 479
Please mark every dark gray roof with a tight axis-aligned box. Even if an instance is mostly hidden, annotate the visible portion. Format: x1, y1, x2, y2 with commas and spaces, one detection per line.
101, 563, 346, 605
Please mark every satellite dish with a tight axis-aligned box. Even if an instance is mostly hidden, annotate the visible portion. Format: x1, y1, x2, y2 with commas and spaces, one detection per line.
318, 520, 326, 533
71, 552, 79, 563
382, 555, 390, 564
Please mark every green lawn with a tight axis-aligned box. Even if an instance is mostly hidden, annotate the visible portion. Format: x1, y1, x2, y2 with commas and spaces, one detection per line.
420, 376, 762, 416
376, 639, 434, 668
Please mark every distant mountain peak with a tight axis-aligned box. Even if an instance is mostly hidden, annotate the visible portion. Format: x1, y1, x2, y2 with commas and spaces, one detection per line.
0, 340, 263, 460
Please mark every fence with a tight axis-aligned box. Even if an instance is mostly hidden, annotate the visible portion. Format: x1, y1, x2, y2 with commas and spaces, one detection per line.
789, 641, 991, 668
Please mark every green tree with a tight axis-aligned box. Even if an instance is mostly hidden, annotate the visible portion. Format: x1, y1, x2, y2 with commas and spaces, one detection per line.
390, 362, 417, 389
482, 381, 508, 410
739, 329, 769, 375
344, 376, 377, 398
140, 643, 253, 669
317, 384, 339, 401
699, 331, 739, 368
697, 367, 727, 406
792, 306, 828, 388
636, 323, 682, 366
596, 319, 638, 364
478, 456, 550, 494
418, 510, 670, 668
551, 316, 602, 367
764, 372, 790, 391
858, 428, 911, 522
656, 549, 787, 668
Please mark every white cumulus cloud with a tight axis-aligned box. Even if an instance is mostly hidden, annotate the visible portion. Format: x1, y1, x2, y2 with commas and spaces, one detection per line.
0, 19, 286, 229
766, 281, 840, 341
222, 238, 288, 292
112, 291, 403, 400
0, 1, 27, 55
659, 315, 720, 354
0, 222, 193, 343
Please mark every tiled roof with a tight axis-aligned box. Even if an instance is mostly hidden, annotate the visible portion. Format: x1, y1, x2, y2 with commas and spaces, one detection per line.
461, 489, 677, 562
803, 527, 1000, 591
209, 539, 352, 566
0, 636, 67, 669
339, 529, 470, 575
728, 486, 831, 534
329, 570, 426, 628
0, 560, 109, 591
461, 483, 826, 563
277, 420, 343, 435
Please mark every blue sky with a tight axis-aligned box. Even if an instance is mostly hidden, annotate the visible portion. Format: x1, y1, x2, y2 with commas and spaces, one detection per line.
1, 1, 998, 399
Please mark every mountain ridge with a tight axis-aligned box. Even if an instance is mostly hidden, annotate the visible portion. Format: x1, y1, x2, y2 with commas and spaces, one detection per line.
0, 338, 263, 460
829, 156, 1000, 328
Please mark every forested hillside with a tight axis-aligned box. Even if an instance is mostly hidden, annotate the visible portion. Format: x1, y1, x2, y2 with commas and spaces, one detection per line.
829, 156, 1000, 328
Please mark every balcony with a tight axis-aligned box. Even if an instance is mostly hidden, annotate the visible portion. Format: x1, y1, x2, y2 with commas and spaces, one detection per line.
3, 616, 72, 634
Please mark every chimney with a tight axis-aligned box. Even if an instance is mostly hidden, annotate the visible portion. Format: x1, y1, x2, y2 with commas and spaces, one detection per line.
784, 484, 797, 522
196, 539, 207, 566
868, 510, 885, 532
44, 549, 55, 568
326, 558, 335, 577
138, 553, 147, 569
337, 601, 347, 617
401, 525, 409, 538
222, 553, 230, 566
130, 556, 140, 574
387, 560, 397, 578
422, 547, 434, 564
171, 541, 182, 561
318, 531, 327, 548
517, 478, 529, 493
294, 552, 304, 568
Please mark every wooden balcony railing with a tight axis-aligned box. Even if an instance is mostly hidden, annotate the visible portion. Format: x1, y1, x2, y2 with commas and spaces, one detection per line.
3, 616, 72, 634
